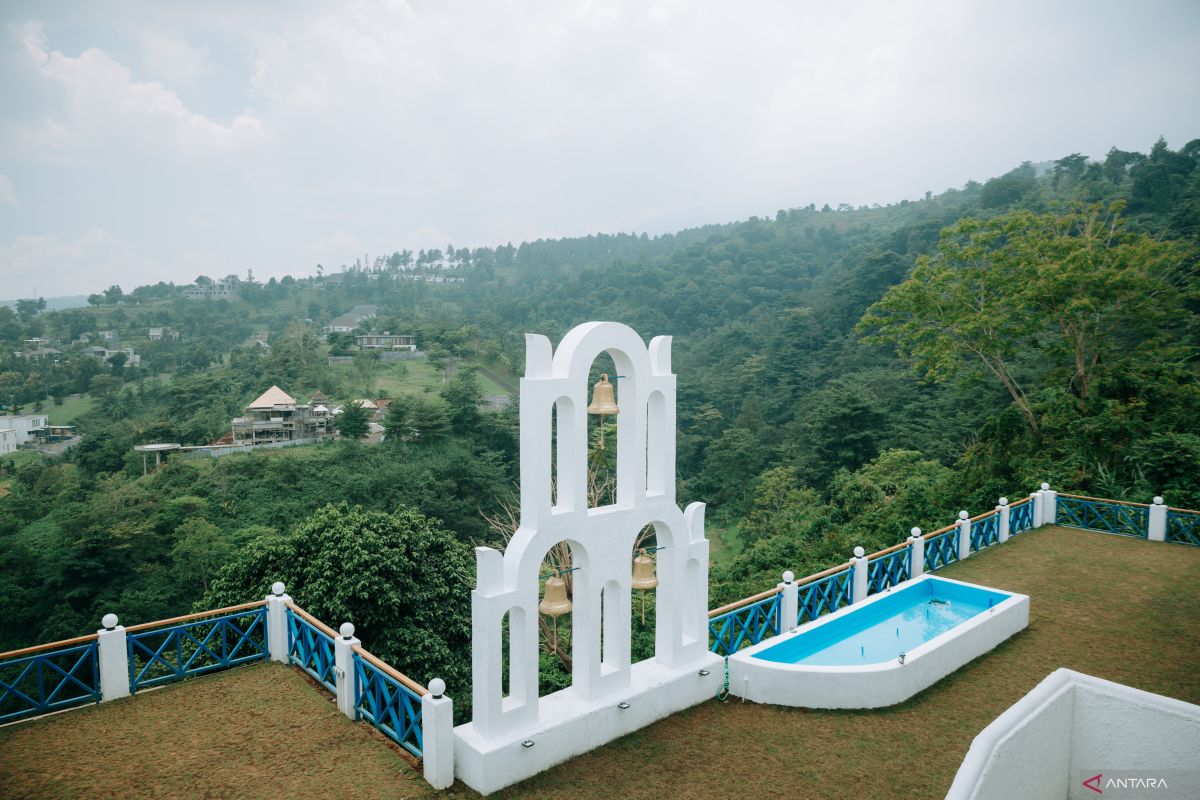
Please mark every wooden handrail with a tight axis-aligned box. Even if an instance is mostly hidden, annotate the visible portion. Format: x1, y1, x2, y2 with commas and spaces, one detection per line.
968, 510, 997, 523
1008, 496, 1032, 508
124, 600, 268, 634
1167, 505, 1200, 514
0, 632, 99, 661
866, 541, 910, 560
708, 586, 781, 618
285, 602, 339, 640
924, 523, 957, 539
352, 645, 428, 696
708, 560, 854, 619
1058, 492, 1151, 508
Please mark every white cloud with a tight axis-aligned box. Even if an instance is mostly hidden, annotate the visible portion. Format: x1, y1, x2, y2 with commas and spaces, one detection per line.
0, 228, 158, 295
12, 20, 267, 154
137, 29, 213, 85
0, 174, 16, 206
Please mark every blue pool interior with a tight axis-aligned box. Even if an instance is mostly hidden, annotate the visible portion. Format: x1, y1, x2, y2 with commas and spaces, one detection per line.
755, 578, 1014, 667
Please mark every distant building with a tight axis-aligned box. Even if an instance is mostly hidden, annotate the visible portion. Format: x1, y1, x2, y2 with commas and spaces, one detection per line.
0, 428, 16, 456
231, 386, 332, 445
97, 330, 117, 341
148, 327, 179, 342
355, 333, 415, 351
184, 274, 241, 301
16, 347, 61, 361
0, 414, 48, 445
83, 346, 141, 367
325, 304, 379, 333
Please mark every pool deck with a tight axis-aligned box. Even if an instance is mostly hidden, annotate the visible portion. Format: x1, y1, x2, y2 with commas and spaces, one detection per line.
2, 525, 1198, 799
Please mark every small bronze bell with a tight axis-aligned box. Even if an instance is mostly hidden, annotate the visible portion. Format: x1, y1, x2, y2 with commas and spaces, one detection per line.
587, 374, 619, 449
538, 574, 572, 617
631, 548, 658, 624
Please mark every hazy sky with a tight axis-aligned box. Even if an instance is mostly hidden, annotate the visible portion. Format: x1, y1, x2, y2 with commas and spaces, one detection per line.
1, 1, 1198, 298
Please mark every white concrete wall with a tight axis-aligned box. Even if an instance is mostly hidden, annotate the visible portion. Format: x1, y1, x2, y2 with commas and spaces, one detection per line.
949, 670, 1200, 800
0, 415, 48, 445
0, 428, 16, 455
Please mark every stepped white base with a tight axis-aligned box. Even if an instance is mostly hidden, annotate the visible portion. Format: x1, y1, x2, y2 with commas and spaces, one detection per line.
453, 652, 724, 795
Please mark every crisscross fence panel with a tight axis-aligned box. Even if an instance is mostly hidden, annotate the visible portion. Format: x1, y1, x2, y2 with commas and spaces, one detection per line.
1009, 499, 1035, 535
1167, 508, 1200, 546
866, 548, 909, 594
127, 604, 268, 691
924, 527, 960, 571
1057, 495, 1148, 538
353, 647, 425, 757
0, 640, 99, 723
286, 605, 337, 693
707, 590, 782, 656
797, 566, 853, 625
970, 513, 1000, 552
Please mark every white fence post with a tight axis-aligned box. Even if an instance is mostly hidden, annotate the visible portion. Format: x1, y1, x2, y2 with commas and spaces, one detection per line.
779, 571, 798, 632
957, 511, 971, 561
997, 498, 1010, 543
908, 528, 924, 577
265, 581, 291, 664
97, 613, 130, 702
422, 678, 455, 790
851, 547, 869, 603
334, 622, 361, 720
1148, 496, 1167, 542
1040, 483, 1057, 526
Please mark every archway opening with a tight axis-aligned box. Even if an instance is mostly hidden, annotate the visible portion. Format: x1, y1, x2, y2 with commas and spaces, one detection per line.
586, 351, 619, 508
536, 539, 579, 697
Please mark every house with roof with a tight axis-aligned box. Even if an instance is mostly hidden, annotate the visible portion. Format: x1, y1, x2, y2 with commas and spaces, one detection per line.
184, 275, 240, 301
355, 333, 415, 351
324, 305, 379, 333
147, 327, 179, 342
230, 386, 332, 445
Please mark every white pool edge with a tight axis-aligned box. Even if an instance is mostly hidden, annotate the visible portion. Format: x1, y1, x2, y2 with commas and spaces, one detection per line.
728, 574, 1030, 708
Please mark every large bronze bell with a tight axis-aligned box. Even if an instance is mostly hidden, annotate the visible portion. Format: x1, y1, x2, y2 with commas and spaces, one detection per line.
631, 549, 658, 591
632, 548, 657, 624
587, 374, 619, 449
586, 374, 619, 416
538, 574, 572, 617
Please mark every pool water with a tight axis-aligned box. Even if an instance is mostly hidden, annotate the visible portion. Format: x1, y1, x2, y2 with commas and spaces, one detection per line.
755, 578, 1012, 667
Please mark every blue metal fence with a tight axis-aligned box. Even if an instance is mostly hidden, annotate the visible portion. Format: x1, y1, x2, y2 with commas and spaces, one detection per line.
1057, 496, 1148, 538
1009, 500, 1036, 535
128, 605, 268, 691
1166, 509, 1200, 546
0, 641, 100, 723
970, 513, 1000, 552
866, 549, 909, 594
924, 528, 960, 571
287, 607, 337, 693
708, 591, 781, 656
797, 567, 853, 625
354, 650, 424, 757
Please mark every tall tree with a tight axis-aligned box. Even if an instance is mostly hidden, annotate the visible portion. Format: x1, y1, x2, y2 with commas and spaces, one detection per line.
335, 400, 371, 440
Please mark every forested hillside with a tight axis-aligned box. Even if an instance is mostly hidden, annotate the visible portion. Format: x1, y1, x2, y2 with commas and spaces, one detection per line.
1, 136, 1197, 709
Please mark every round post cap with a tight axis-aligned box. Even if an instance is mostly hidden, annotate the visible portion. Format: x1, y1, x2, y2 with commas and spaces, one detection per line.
999, 497, 1008, 506
853, 546, 865, 558
1041, 482, 1050, 490
271, 581, 286, 596
428, 678, 446, 698
339, 622, 355, 639
910, 527, 922, 537
782, 570, 794, 583
101, 613, 119, 630
1154, 496, 1164, 505
958, 510, 969, 520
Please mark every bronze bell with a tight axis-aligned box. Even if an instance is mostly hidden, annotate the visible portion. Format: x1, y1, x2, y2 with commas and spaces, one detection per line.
587, 374, 619, 416
631, 548, 658, 591
538, 574, 572, 617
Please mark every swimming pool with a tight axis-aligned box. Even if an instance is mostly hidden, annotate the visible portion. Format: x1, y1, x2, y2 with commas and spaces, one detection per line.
728, 575, 1028, 708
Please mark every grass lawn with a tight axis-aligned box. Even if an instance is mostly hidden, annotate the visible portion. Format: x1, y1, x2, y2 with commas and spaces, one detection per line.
45, 393, 95, 426
334, 358, 514, 401
0, 663, 434, 800
2, 526, 1196, 799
